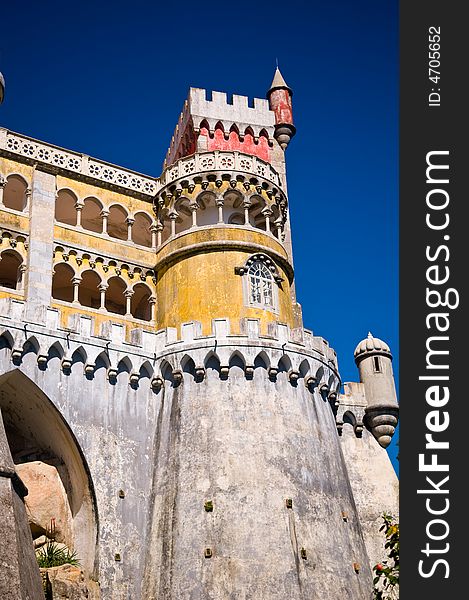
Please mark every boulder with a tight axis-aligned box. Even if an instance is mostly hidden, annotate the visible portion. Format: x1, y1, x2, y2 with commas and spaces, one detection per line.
42, 564, 90, 599
16, 460, 73, 546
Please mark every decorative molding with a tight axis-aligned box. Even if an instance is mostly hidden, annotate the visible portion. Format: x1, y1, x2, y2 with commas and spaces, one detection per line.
1, 128, 158, 198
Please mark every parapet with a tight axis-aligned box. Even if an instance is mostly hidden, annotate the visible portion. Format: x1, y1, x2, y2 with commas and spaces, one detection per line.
0, 299, 339, 389
164, 88, 276, 168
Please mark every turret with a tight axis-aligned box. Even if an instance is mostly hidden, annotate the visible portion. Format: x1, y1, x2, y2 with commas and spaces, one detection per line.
266, 67, 296, 150
155, 84, 303, 337
354, 333, 399, 448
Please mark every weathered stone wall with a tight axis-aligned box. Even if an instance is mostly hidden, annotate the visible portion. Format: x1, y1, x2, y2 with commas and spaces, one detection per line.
143, 350, 373, 599
0, 310, 375, 599
0, 409, 45, 600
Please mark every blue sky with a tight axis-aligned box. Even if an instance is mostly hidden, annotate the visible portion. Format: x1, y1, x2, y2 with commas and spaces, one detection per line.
0, 0, 399, 471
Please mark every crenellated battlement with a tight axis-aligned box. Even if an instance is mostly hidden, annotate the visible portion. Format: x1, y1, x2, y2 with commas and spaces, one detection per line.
164, 88, 276, 168
0, 299, 339, 389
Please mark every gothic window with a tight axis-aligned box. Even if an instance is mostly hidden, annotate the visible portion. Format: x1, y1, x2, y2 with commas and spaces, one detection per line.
51, 263, 75, 302
55, 189, 77, 226
0, 250, 23, 289
248, 260, 274, 308
3, 175, 28, 212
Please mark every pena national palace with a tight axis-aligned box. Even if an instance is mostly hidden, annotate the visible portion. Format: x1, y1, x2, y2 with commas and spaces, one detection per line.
0, 68, 399, 599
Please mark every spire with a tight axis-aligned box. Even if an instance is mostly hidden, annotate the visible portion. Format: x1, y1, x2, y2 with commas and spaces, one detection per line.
266, 66, 296, 150
268, 67, 292, 96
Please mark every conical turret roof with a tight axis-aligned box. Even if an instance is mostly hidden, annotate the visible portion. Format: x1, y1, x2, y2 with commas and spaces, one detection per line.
267, 67, 292, 96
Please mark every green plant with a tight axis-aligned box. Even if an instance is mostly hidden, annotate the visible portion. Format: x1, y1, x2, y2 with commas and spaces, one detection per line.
373, 513, 399, 600
36, 518, 80, 569
36, 541, 80, 568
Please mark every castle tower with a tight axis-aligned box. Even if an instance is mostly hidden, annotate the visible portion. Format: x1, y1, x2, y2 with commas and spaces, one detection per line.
267, 67, 296, 150
354, 332, 399, 448
0, 70, 398, 599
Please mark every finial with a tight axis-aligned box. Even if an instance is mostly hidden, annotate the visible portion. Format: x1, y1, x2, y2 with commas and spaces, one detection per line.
367, 332, 373, 338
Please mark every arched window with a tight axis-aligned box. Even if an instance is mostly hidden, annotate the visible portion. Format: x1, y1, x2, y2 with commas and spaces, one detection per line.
131, 283, 152, 321
132, 212, 152, 247
0, 250, 23, 289
78, 270, 101, 309
55, 189, 77, 226
248, 260, 274, 308
82, 197, 103, 233
52, 263, 75, 302
3, 175, 28, 211
108, 205, 128, 240
105, 276, 126, 315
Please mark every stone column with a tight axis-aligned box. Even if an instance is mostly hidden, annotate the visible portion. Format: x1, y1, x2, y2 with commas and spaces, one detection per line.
101, 209, 109, 234
169, 211, 178, 237
75, 201, 83, 228
98, 282, 108, 310
72, 277, 81, 304
124, 289, 134, 316
216, 197, 224, 223
24, 188, 32, 212
156, 220, 163, 247
149, 295, 157, 322
262, 207, 273, 232
189, 202, 199, 228
243, 199, 252, 226
25, 169, 56, 322
126, 217, 135, 242
150, 224, 158, 249
274, 217, 283, 240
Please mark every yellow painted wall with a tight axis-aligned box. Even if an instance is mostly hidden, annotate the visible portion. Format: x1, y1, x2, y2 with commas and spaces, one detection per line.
0, 157, 34, 183
155, 227, 295, 335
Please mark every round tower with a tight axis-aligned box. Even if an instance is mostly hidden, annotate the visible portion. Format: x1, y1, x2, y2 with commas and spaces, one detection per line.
141, 85, 375, 598
267, 67, 296, 150
354, 333, 399, 448
153, 151, 300, 336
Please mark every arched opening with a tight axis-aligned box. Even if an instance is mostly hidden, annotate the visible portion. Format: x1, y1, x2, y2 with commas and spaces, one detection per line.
55, 189, 77, 226
78, 270, 101, 309
254, 351, 269, 370
52, 263, 75, 302
105, 276, 126, 315
195, 191, 218, 226
224, 189, 244, 224
132, 212, 152, 247
82, 197, 103, 233
0, 369, 98, 575
131, 283, 152, 321
249, 195, 266, 230
3, 174, 28, 211
107, 205, 128, 240
173, 198, 192, 235
0, 250, 23, 289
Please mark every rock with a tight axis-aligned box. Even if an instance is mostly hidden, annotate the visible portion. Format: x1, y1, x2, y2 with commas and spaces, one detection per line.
15, 460, 73, 546
42, 564, 90, 599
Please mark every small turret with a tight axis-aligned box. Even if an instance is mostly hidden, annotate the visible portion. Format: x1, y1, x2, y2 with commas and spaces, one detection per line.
354, 333, 399, 448
267, 67, 296, 150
